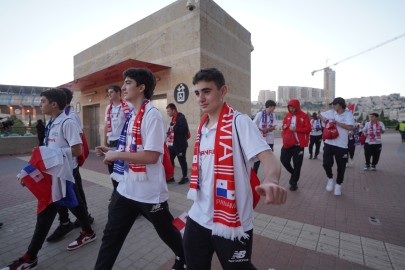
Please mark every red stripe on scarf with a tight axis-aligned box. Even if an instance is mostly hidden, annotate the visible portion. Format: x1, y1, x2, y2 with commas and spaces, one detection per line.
128, 100, 149, 174
369, 121, 381, 142
106, 98, 131, 134
167, 112, 178, 146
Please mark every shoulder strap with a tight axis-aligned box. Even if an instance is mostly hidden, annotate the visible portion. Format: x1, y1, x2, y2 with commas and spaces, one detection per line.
234, 113, 250, 176
61, 118, 75, 145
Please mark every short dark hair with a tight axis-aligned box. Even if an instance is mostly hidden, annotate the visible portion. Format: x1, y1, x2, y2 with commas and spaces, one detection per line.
166, 103, 177, 111
370, 113, 379, 118
40, 88, 67, 110
192, 68, 225, 90
123, 68, 156, 99
60, 88, 73, 104
265, 100, 276, 108
107, 85, 121, 93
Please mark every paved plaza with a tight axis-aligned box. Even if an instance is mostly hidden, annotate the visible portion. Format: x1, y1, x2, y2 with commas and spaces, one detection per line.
0, 133, 404, 269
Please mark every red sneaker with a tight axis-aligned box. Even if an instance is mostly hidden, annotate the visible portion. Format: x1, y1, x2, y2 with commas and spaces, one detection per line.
67, 230, 96, 251
2, 256, 38, 270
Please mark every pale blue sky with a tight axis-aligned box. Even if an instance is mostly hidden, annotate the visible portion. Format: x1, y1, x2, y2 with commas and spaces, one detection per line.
0, 0, 404, 100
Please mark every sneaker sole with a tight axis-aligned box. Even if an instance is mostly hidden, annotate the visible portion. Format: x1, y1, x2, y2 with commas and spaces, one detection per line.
67, 235, 97, 251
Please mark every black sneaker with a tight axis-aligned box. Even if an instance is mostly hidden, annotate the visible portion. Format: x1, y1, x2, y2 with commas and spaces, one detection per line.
167, 177, 175, 183
172, 256, 186, 270
178, 177, 189, 185
309, 155, 313, 159
3, 256, 38, 270
289, 185, 298, 191
73, 214, 94, 228
46, 222, 74, 242
314, 155, 318, 159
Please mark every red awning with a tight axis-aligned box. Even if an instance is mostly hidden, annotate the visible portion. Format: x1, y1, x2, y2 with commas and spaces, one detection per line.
59, 59, 170, 91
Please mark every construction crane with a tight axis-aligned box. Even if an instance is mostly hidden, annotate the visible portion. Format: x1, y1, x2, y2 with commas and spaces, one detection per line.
311, 32, 405, 76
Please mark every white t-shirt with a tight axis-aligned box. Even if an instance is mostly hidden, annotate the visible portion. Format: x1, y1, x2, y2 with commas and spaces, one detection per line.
117, 102, 168, 204
105, 102, 133, 142
46, 112, 82, 168
253, 110, 277, 144
65, 108, 82, 166
321, 109, 354, 148
66, 107, 82, 129
362, 121, 385, 144
188, 113, 270, 232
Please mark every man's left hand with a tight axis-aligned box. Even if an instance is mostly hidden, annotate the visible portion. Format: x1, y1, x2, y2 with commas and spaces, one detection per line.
255, 183, 287, 205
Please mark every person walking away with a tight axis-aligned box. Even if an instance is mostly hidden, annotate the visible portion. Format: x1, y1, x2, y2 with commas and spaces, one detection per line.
319, 97, 354, 196
94, 68, 186, 270
308, 112, 322, 160
396, 121, 405, 142
183, 68, 287, 270
35, 119, 45, 146
252, 99, 277, 173
104, 85, 132, 200
46, 88, 94, 242
346, 128, 356, 167
280, 99, 311, 191
1, 88, 96, 270
362, 113, 385, 171
166, 103, 190, 184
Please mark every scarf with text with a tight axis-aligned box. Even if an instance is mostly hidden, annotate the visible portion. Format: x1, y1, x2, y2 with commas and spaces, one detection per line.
187, 103, 248, 240
167, 112, 178, 146
106, 99, 131, 136
111, 99, 149, 182
261, 110, 274, 137
369, 121, 381, 143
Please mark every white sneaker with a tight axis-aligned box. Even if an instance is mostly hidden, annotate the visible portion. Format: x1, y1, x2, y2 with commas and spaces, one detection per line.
326, 178, 334, 192
334, 184, 342, 196
349, 159, 354, 166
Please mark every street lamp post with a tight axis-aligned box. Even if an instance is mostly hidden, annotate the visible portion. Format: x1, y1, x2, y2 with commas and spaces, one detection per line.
27, 109, 31, 127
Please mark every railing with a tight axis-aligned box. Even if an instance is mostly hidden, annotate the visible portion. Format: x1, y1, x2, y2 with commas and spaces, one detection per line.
0, 126, 37, 137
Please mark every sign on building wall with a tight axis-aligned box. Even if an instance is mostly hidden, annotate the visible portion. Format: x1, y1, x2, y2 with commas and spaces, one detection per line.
174, 83, 189, 104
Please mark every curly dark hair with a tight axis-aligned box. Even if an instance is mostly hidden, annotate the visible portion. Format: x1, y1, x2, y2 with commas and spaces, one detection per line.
123, 68, 156, 99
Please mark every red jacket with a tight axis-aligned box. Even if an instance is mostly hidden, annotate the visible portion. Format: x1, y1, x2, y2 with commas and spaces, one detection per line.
281, 99, 311, 148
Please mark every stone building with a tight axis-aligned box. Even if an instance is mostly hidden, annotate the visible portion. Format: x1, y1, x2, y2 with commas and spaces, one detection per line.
60, 0, 253, 165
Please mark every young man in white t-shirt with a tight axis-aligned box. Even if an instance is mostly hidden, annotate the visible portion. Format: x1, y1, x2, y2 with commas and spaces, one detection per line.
319, 97, 355, 196
184, 68, 287, 270
362, 113, 385, 171
94, 68, 185, 270
104, 85, 133, 200
252, 99, 277, 173
2, 88, 96, 270
46, 88, 94, 242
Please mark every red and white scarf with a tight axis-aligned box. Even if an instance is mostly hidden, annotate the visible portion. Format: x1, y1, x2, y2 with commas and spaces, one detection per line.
187, 103, 248, 240
369, 121, 381, 143
106, 98, 131, 136
112, 100, 149, 182
167, 112, 178, 146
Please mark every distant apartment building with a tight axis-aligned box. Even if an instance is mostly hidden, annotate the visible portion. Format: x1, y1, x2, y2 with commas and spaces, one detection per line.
324, 67, 335, 102
277, 86, 324, 106
258, 90, 276, 104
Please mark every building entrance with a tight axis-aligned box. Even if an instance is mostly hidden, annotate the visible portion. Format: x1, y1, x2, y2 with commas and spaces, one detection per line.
83, 104, 100, 149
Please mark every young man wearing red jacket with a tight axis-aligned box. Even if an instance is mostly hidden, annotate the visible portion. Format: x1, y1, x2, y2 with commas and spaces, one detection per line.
280, 99, 311, 191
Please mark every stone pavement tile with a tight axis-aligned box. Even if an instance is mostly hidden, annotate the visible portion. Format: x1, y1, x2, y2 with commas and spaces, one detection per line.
386, 243, 405, 270
339, 248, 364, 266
